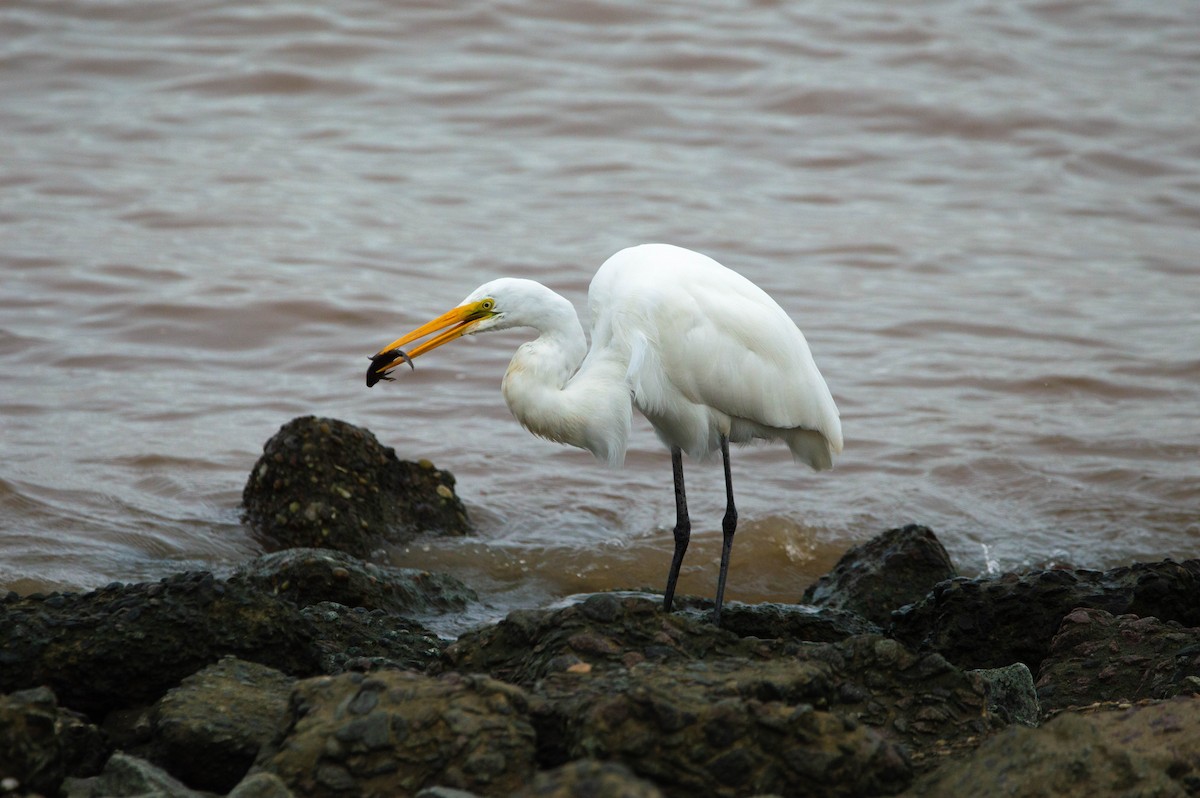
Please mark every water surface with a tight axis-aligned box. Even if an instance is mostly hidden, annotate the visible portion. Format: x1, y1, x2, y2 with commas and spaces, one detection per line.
3, 0, 1198, 625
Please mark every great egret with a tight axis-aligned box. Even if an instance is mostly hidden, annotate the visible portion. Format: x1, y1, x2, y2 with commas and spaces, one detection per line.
367, 243, 842, 622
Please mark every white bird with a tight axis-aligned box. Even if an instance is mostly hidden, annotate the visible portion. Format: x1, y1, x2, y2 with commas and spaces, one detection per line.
367, 243, 842, 622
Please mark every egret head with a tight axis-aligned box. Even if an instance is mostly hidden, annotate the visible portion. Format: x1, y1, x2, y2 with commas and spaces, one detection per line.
366, 278, 555, 386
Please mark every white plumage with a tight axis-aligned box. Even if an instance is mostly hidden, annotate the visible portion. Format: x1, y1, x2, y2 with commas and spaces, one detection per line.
367, 243, 842, 622
588, 244, 841, 466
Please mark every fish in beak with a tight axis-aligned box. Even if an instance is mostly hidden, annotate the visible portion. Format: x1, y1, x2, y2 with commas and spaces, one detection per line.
366, 299, 494, 387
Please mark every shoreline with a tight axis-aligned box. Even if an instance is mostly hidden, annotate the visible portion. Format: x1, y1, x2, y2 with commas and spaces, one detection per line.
2, 416, 1197, 797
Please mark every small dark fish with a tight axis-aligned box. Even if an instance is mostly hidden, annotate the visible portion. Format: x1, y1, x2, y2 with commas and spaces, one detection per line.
365, 348, 413, 387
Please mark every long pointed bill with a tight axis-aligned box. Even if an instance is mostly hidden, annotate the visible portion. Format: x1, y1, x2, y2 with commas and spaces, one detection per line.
366, 301, 490, 387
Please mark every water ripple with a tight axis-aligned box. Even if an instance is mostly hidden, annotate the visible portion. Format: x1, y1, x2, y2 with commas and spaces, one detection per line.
2, 0, 1197, 601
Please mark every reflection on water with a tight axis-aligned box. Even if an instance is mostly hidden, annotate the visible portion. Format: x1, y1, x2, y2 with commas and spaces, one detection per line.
2, 0, 1198, 617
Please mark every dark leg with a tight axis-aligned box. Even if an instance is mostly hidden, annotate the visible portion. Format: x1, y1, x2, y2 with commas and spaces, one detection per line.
662, 446, 690, 613
713, 435, 738, 624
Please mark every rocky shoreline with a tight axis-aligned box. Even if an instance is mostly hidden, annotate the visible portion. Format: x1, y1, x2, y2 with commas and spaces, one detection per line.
2, 416, 1198, 797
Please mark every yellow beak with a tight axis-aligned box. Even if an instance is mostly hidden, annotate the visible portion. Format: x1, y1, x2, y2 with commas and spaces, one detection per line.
366, 301, 490, 386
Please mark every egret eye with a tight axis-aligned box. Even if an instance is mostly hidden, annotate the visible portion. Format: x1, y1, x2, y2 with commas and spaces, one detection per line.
481, 299, 495, 310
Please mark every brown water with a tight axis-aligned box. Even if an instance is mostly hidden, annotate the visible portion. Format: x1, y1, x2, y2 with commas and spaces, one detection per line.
3, 0, 1198, 630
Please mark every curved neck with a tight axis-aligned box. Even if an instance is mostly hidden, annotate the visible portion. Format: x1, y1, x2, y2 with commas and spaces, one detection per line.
499, 291, 631, 465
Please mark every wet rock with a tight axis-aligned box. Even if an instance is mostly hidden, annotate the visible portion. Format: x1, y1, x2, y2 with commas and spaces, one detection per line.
233, 548, 478, 616
442, 593, 769, 685
254, 670, 536, 798
446, 595, 997, 756
0, 572, 322, 718
151, 656, 295, 794
229, 772, 298, 798
905, 696, 1200, 797
242, 416, 470, 557
100, 704, 157, 756
300, 601, 446, 674
0, 687, 107, 797
415, 788, 484, 798
891, 558, 1200, 671
808, 636, 1003, 762
802, 525, 957, 628
1036, 607, 1200, 713
971, 663, 1040, 727
512, 759, 667, 798
532, 660, 913, 797
61, 752, 207, 798
719, 601, 882, 642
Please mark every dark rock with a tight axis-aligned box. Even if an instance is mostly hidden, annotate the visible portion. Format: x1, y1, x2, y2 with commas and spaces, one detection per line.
233, 548, 478, 616
805, 636, 1003, 762
100, 704, 157, 754
512, 759, 667, 797
300, 601, 446, 674
254, 670, 536, 797
152, 656, 295, 793
229, 772, 298, 798
905, 696, 1200, 797
61, 752, 208, 798
532, 660, 914, 797
0, 572, 322, 718
416, 788, 484, 798
0, 687, 107, 796
801, 525, 957, 628
971, 663, 1040, 727
448, 594, 1001, 788
719, 601, 883, 642
1036, 607, 1200, 713
442, 594, 769, 685
242, 416, 470, 557
891, 559, 1200, 671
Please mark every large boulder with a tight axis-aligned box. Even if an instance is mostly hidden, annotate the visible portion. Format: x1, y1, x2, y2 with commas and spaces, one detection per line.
0, 687, 106, 797
151, 657, 296, 794
242, 417, 470, 557
531, 659, 913, 797
441, 594, 770, 685
512, 760, 665, 798
971, 663, 1040, 727
1036, 608, 1200, 713
801, 525, 957, 627
232, 548, 477, 617
0, 572, 322, 718
891, 559, 1200, 671
446, 594, 1002, 779
906, 696, 1200, 797
299, 601, 446, 674
0, 570, 452, 724
254, 670, 536, 797
61, 752, 208, 798
227, 772, 297, 798
718, 601, 882, 642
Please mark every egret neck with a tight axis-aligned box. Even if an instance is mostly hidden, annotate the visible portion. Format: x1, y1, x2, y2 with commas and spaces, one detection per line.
499, 287, 633, 468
